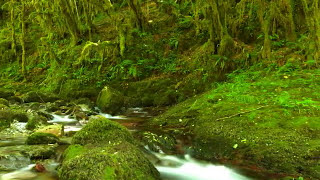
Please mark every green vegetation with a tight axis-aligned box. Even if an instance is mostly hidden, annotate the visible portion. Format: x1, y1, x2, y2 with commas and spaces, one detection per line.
0, 0, 319, 179
148, 63, 320, 178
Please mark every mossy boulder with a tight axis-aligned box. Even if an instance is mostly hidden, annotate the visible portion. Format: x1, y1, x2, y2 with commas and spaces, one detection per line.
26, 114, 48, 130
0, 89, 14, 99
96, 86, 124, 115
72, 116, 135, 145
122, 78, 178, 107
0, 98, 9, 106
11, 110, 29, 122
0, 109, 14, 131
22, 91, 58, 103
36, 124, 64, 137
26, 132, 59, 145
59, 142, 160, 180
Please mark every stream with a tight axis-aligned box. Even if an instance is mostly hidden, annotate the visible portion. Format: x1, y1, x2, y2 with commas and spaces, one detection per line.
0, 107, 252, 180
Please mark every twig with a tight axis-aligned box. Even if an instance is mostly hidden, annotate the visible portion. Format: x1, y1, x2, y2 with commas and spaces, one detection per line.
216, 105, 269, 121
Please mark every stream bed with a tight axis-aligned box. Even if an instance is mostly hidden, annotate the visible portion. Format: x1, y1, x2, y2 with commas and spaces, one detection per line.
0, 107, 253, 180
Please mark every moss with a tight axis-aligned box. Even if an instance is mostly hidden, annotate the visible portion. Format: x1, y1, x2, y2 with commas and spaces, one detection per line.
63, 144, 85, 161
72, 116, 135, 145
148, 68, 320, 178
26, 114, 48, 130
0, 109, 14, 131
96, 86, 124, 115
0, 89, 14, 99
11, 110, 29, 122
26, 132, 59, 145
135, 131, 177, 154
0, 98, 9, 106
59, 142, 160, 180
22, 91, 58, 103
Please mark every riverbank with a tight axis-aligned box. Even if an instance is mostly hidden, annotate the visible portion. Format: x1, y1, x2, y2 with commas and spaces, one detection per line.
146, 63, 320, 179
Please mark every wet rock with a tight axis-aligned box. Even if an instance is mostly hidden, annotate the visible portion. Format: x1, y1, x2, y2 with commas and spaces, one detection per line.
74, 111, 88, 120
0, 89, 14, 99
1, 121, 29, 135
96, 86, 124, 115
22, 91, 58, 103
59, 142, 160, 180
28, 102, 42, 111
0, 153, 31, 171
26, 114, 48, 130
34, 162, 46, 172
36, 110, 54, 120
136, 131, 177, 154
36, 124, 64, 137
0, 109, 14, 131
7, 96, 23, 104
12, 110, 29, 122
0, 98, 9, 106
73, 98, 95, 110
26, 132, 59, 145
1, 170, 37, 180
0, 104, 9, 110
0, 144, 58, 171
72, 115, 135, 145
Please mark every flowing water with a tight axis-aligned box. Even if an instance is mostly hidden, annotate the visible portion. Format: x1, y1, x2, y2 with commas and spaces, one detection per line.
0, 108, 253, 180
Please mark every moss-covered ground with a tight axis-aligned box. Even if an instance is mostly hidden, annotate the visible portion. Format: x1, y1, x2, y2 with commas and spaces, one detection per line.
147, 62, 320, 179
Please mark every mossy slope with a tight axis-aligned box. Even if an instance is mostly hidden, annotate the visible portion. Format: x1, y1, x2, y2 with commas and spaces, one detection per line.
148, 64, 320, 179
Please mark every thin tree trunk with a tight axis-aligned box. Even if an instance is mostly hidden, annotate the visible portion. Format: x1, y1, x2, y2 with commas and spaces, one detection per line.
10, 0, 17, 59
20, 1, 26, 76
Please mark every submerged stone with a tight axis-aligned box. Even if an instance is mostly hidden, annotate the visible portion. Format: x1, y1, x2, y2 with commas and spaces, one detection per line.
0, 144, 58, 171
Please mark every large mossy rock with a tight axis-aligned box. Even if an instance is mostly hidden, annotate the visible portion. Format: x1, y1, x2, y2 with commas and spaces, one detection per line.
0, 98, 9, 106
122, 78, 178, 107
72, 116, 135, 145
96, 86, 124, 115
26, 132, 59, 145
26, 114, 48, 130
59, 142, 160, 180
0, 109, 14, 131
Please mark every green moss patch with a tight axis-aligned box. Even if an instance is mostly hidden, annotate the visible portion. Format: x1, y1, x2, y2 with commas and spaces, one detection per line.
72, 116, 135, 145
